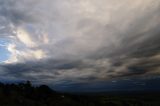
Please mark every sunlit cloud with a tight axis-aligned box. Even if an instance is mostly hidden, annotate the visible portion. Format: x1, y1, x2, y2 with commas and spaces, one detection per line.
16, 28, 37, 48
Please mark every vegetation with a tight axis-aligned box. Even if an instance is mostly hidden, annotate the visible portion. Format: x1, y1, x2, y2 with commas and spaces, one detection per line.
0, 81, 159, 106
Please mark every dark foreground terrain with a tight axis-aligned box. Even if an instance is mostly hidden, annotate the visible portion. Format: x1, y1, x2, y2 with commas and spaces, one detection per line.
0, 81, 160, 106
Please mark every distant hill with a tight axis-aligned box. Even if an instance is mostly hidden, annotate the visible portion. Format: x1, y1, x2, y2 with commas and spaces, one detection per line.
0, 81, 160, 106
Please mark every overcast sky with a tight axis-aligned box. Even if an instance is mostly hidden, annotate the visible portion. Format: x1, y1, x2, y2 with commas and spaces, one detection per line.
0, 0, 160, 91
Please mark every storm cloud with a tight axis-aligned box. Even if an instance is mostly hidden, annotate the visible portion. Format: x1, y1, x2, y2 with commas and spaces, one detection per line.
0, 0, 160, 88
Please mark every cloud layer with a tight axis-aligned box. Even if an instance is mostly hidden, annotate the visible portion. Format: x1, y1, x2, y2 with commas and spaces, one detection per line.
0, 0, 160, 88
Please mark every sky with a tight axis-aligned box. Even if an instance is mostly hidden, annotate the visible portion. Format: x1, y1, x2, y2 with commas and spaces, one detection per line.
0, 0, 160, 92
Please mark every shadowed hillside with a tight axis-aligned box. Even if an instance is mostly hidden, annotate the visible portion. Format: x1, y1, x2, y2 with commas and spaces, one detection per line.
0, 81, 160, 106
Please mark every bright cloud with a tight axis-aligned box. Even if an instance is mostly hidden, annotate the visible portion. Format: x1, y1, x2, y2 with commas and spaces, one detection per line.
16, 28, 36, 48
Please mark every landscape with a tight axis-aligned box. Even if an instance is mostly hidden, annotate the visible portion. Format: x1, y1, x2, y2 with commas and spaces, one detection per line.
0, 81, 160, 106
0, 0, 160, 105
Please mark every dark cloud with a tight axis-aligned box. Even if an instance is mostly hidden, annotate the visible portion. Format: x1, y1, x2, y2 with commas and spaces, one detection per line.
0, 0, 160, 90
0, 0, 36, 25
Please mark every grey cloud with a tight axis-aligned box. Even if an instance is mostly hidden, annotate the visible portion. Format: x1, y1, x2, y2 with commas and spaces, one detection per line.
0, 0, 30, 38
0, 0, 160, 86
0, 0, 36, 25
1, 52, 160, 85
